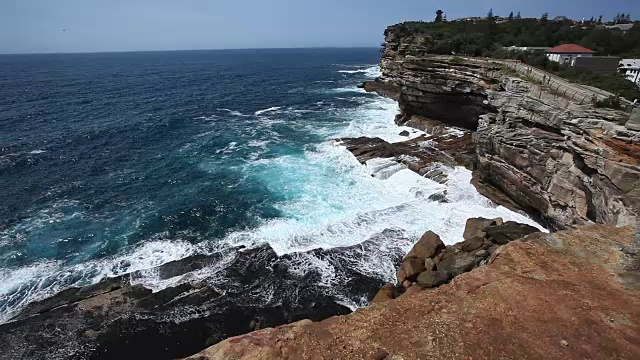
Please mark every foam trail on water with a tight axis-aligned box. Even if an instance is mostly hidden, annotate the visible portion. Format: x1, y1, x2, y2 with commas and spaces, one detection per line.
255, 106, 282, 115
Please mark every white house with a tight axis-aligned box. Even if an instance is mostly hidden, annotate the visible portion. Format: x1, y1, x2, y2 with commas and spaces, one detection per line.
546, 44, 595, 64
618, 59, 640, 86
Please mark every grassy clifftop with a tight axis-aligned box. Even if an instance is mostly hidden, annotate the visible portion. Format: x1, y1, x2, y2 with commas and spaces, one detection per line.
386, 18, 640, 58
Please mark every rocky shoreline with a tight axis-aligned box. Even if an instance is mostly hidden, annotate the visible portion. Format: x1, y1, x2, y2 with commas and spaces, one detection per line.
0, 232, 412, 359
2, 24, 640, 360
187, 224, 640, 360
361, 27, 640, 230
182, 25, 640, 359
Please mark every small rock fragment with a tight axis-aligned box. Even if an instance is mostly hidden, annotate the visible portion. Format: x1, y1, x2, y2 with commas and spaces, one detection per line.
561, 340, 568, 347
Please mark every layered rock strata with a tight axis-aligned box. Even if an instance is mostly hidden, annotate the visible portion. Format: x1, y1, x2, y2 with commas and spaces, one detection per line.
362, 26, 640, 230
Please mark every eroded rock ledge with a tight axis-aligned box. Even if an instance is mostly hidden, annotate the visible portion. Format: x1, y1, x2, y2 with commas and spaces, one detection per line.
362, 26, 640, 230
186, 225, 640, 360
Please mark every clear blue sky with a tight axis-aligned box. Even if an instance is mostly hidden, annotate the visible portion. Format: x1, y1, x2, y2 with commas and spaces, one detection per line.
1, 0, 639, 54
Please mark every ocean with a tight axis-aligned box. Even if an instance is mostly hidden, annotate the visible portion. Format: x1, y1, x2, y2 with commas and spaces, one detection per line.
0, 48, 540, 323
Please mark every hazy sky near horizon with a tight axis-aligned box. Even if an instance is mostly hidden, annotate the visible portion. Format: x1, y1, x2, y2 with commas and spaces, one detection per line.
1, 0, 639, 54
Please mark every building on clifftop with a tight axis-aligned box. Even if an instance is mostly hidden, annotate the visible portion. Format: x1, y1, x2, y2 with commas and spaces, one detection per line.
546, 44, 595, 65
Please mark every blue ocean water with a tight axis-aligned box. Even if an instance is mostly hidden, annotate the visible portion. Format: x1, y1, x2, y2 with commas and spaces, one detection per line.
0, 48, 541, 322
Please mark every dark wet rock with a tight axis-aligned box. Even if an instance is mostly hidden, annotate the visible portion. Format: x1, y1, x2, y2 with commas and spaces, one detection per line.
0, 229, 413, 360
458, 236, 484, 253
339, 124, 476, 182
437, 253, 477, 277
485, 221, 540, 245
416, 271, 451, 289
399, 130, 410, 136
427, 192, 448, 203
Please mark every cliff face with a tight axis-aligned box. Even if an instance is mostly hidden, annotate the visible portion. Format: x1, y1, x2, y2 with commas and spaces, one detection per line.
185, 225, 640, 360
370, 26, 640, 230
378, 44, 498, 130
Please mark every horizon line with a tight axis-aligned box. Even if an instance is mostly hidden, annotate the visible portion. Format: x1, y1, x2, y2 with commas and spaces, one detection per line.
0, 45, 381, 56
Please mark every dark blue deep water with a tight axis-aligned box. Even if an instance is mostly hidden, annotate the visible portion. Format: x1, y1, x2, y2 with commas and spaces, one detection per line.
0, 48, 540, 322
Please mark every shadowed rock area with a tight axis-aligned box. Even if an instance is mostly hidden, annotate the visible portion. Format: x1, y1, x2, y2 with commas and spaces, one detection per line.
0, 230, 411, 359
185, 225, 640, 360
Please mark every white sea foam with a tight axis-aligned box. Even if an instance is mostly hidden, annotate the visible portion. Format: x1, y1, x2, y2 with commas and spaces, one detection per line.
216, 108, 247, 117
211, 93, 544, 308
0, 237, 197, 323
330, 87, 367, 94
255, 106, 282, 116
338, 65, 381, 78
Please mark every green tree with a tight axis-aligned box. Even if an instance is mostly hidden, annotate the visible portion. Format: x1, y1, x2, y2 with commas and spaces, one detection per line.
541, 13, 548, 24
488, 8, 494, 19
435, 9, 444, 23
508, 12, 514, 21
516, 12, 522, 20
598, 15, 603, 24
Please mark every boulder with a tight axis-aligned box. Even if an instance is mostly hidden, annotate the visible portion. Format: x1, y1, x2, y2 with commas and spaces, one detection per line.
626, 108, 640, 131
437, 253, 477, 277
457, 236, 484, 253
485, 222, 540, 245
371, 284, 397, 304
463, 217, 504, 240
405, 231, 446, 260
416, 271, 452, 289
396, 257, 425, 283
399, 130, 410, 136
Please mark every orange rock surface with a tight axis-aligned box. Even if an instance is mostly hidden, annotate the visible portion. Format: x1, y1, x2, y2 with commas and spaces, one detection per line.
185, 225, 640, 360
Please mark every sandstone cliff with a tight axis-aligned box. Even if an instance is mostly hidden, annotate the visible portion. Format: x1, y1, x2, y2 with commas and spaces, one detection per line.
186, 225, 640, 360
367, 26, 640, 230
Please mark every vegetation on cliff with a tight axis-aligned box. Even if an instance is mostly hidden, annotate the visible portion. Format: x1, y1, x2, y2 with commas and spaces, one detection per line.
386, 14, 640, 100
387, 16, 640, 57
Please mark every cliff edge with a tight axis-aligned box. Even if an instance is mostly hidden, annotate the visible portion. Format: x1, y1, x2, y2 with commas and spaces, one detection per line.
186, 225, 640, 360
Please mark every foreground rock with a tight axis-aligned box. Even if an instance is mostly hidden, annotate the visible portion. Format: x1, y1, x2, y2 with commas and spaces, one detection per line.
385, 218, 539, 296
185, 225, 640, 359
0, 230, 411, 360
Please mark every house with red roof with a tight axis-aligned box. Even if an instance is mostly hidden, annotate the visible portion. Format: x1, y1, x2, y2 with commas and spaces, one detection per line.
546, 44, 595, 64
